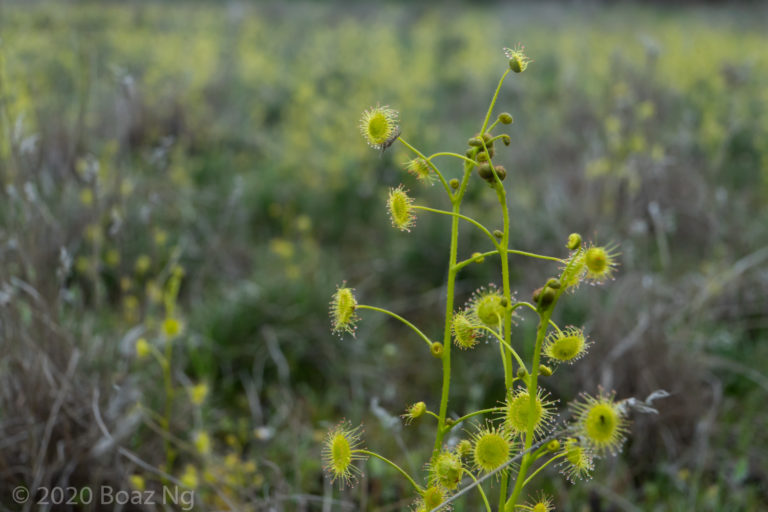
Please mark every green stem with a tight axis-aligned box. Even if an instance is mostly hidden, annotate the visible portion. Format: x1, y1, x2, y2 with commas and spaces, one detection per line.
443, 408, 503, 432
505, 307, 554, 510
454, 250, 500, 272
355, 450, 422, 493
497, 182, 514, 389
481, 69, 511, 135
487, 133, 508, 144
454, 249, 561, 273
478, 68, 514, 508
357, 304, 433, 349
427, 152, 478, 168
477, 325, 527, 371
508, 249, 564, 263
506, 253, 580, 509
414, 206, 499, 249
462, 469, 492, 512
398, 137, 452, 197
497, 184, 516, 510
432, 163, 474, 458
433, 200, 460, 457
425, 410, 441, 421
522, 453, 568, 488
513, 302, 562, 333
498, 471, 510, 512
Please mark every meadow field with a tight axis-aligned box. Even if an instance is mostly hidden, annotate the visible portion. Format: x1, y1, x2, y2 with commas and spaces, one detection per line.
1, 1, 767, 510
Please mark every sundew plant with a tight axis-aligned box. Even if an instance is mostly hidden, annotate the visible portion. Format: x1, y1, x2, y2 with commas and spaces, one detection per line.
324, 47, 663, 511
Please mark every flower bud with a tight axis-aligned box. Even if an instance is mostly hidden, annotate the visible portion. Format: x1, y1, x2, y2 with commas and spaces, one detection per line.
546, 439, 561, 452
135, 338, 150, 359
539, 364, 553, 376
403, 401, 427, 424
501, 134, 511, 146
545, 278, 561, 289
476, 151, 489, 163
478, 164, 506, 184
504, 45, 532, 73
450, 179, 460, 189
477, 163, 493, 180
567, 233, 582, 251
498, 113, 514, 124
516, 366, 528, 379
431, 342, 444, 359
410, 401, 426, 419
532, 286, 555, 308
493, 230, 503, 239
468, 137, 484, 147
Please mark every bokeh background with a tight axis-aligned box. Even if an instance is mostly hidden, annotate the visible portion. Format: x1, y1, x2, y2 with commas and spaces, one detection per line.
1, 1, 767, 510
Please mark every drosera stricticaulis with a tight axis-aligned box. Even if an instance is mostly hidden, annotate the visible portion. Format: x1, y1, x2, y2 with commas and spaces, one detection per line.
322, 45, 665, 511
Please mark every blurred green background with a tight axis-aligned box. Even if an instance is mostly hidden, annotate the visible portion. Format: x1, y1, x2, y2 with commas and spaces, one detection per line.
1, 1, 767, 510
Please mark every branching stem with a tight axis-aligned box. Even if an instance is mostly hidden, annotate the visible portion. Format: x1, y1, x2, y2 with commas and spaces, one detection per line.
355, 450, 422, 493
522, 452, 567, 488
414, 206, 499, 249
357, 305, 433, 349
443, 408, 504, 432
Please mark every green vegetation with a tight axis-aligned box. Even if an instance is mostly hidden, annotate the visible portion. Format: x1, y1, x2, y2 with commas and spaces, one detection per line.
0, 2, 766, 510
